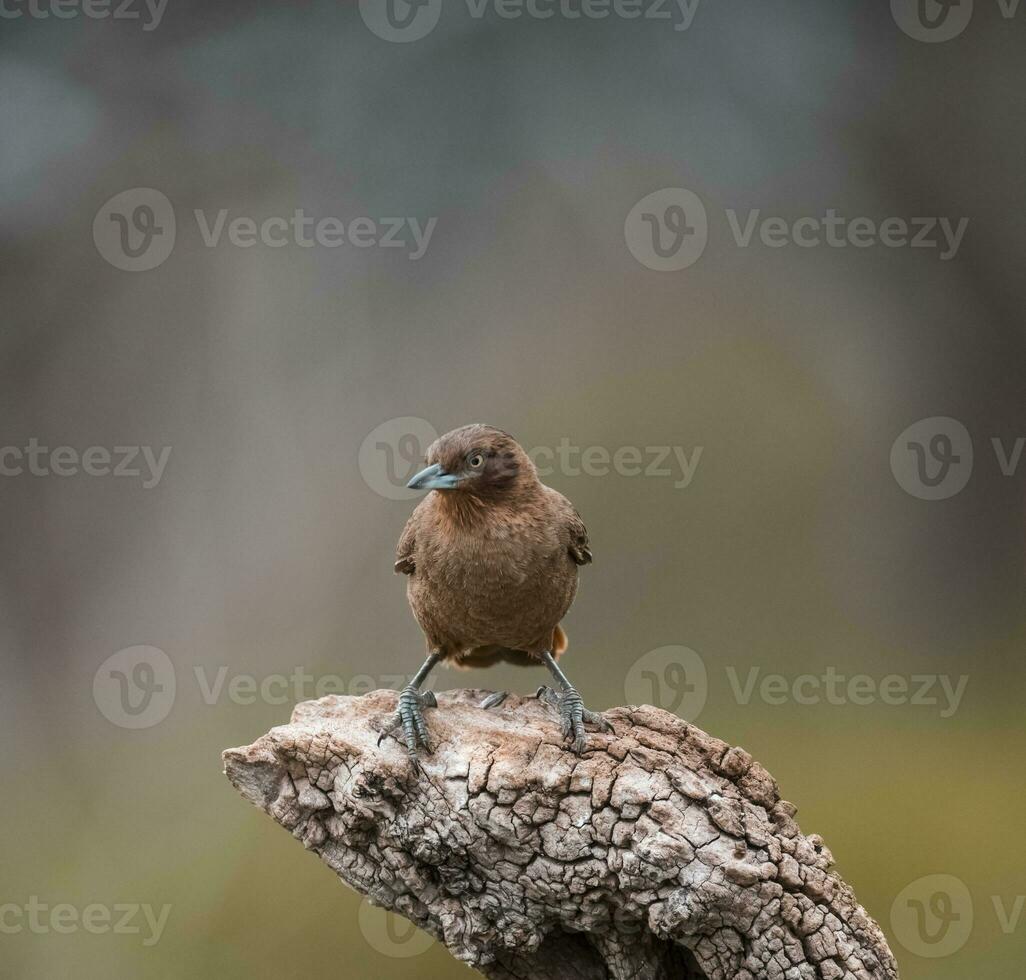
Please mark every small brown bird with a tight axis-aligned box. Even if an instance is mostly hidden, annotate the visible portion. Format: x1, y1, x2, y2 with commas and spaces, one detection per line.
386, 423, 610, 758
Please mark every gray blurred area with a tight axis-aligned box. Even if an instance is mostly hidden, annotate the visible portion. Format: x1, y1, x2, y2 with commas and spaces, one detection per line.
1, 2, 1024, 977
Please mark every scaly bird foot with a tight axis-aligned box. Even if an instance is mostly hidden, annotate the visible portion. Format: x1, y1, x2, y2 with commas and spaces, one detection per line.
379, 685, 437, 761
479, 690, 508, 709
535, 685, 612, 755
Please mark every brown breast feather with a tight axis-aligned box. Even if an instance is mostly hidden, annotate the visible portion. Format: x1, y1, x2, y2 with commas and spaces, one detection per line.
395, 485, 590, 664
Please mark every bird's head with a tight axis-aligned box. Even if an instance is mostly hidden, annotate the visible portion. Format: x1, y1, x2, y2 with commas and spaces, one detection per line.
407, 424, 536, 498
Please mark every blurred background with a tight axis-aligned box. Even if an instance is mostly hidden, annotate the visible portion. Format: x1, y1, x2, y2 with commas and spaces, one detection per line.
1, 1, 1024, 977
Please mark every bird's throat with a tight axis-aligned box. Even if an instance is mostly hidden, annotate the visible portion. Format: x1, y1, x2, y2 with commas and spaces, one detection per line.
434, 480, 541, 530
434, 489, 489, 529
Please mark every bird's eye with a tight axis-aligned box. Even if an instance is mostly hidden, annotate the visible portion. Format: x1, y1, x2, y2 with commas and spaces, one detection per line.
467, 452, 484, 469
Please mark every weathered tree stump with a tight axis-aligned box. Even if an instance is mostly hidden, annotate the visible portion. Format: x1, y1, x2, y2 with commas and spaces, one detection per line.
223, 689, 898, 980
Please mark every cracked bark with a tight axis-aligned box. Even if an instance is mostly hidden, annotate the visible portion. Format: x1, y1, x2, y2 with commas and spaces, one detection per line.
223, 689, 899, 980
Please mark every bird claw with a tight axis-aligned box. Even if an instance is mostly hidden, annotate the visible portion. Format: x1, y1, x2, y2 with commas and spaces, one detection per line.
534, 685, 612, 755
381, 684, 436, 759
479, 690, 508, 709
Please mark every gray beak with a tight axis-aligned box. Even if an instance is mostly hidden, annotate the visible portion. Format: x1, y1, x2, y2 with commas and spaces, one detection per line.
406, 462, 462, 490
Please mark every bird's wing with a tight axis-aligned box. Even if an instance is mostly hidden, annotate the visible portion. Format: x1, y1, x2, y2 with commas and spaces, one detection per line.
547, 488, 592, 565
395, 513, 418, 575
567, 508, 593, 565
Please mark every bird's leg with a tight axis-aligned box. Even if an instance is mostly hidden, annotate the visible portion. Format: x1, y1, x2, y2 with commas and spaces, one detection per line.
536, 651, 612, 755
379, 653, 440, 760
